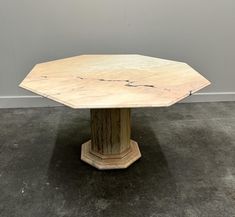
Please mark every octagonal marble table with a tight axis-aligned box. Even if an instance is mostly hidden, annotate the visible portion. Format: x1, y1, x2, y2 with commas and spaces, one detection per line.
19, 55, 210, 170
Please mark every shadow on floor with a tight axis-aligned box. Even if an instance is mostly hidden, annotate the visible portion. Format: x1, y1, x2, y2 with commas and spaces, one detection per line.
46, 115, 179, 215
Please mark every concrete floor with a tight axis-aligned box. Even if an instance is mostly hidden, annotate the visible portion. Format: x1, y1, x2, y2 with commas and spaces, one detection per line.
0, 102, 235, 217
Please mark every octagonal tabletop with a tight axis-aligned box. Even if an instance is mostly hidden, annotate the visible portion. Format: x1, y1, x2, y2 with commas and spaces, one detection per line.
19, 55, 210, 108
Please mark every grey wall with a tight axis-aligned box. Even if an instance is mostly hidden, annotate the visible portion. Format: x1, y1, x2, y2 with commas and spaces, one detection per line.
0, 0, 235, 106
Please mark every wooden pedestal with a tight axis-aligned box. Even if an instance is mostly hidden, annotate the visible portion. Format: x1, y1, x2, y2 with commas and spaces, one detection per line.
81, 108, 141, 170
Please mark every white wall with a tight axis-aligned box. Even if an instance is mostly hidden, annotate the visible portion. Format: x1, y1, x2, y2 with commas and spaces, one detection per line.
0, 0, 234, 107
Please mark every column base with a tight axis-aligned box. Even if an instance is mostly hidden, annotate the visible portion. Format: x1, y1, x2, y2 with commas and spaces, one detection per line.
81, 140, 141, 170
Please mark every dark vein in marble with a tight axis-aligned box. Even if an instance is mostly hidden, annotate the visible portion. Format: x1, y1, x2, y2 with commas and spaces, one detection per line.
125, 84, 155, 88
98, 78, 130, 83
76, 76, 155, 88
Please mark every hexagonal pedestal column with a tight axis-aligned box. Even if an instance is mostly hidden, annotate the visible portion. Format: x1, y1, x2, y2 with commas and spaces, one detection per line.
81, 108, 141, 170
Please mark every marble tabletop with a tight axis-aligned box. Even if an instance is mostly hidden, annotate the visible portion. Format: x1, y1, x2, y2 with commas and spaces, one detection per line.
20, 54, 210, 108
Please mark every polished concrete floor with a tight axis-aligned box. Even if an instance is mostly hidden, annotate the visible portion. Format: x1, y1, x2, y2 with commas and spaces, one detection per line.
0, 102, 235, 217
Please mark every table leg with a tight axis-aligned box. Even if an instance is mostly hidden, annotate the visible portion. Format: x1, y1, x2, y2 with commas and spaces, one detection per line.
81, 108, 141, 169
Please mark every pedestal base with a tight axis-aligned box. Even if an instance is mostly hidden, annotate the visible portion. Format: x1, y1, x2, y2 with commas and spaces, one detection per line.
81, 108, 141, 170
81, 139, 141, 170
